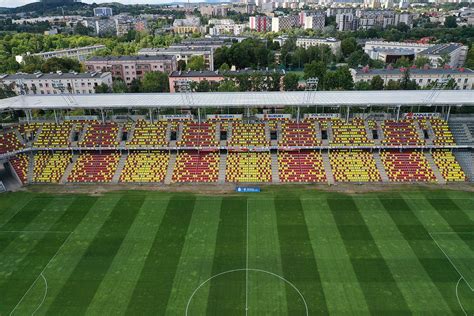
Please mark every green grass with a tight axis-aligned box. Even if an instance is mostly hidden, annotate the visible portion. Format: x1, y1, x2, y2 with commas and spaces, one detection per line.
0, 188, 473, 315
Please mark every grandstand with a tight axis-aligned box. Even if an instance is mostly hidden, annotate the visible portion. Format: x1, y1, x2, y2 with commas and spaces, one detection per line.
0, 90, 473, 188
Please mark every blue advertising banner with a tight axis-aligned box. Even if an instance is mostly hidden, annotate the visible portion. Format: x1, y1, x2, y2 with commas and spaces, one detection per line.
235, 187, 261, 193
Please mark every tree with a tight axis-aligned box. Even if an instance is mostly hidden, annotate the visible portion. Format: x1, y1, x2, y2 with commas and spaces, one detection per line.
444, 16, 457, 28
413, 56, 431, 68
355, 81, 371, 90
283, 73, 300, 91
341, 37, 357, 57
324, 66, 353, 90
95, 83, 110, 93
370, 75, 384, 90
177, 60, 186, 71
219, 63, 230, 72
0, 85, 15, 99
218, 79, 239, 92
399, 69, 418, 90
437, 53, 451, 67
385, 79, 400, 90
187, 56, 206, 71
141, 72, 169, 92
394, 56, 412, 68
112, 79, 128, 93
303, 60, 327, 84
195, 79, 211, 92
465, 46, 474, 69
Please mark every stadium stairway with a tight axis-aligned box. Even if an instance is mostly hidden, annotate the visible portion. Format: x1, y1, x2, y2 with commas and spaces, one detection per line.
60, 154, 78, 184
112, 153, 129, 184
373, 152, 390, 183
117, 125, 125, 147
77, 123, 88, 144
164, 152, 176, 184
424, 152, 446, 184
326, 121, 334, 145
425, 121, 436, 145
453, 150, 474, 181
215, 123, 221, 144
26, 151, 35, 184
364, 122, 373, 142
321, 151, 334, 185
32, 126, 43, 145
265, 123, 271, 144
415, 121, 428, 145
8, 161, 23, 186
271, 152, 280, 183
167, 123, 174, 146
218, 152, 227, 183
14, 129, 26, 145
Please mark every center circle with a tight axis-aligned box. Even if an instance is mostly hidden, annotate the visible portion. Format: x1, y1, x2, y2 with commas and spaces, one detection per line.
185, 268, 308, 315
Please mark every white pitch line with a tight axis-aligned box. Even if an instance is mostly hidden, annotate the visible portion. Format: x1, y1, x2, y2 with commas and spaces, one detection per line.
429, 232, 474, 291
456, 277, 468, 316
31, 273, 48, 316
9, 231, 74, 316
185, 268, 309, 316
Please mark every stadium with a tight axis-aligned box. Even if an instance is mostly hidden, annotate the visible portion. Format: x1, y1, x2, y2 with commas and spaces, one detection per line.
0, 90, 473, 314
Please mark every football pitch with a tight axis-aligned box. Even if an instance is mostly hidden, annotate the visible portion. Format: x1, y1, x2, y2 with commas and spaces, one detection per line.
0, 188, 473, 315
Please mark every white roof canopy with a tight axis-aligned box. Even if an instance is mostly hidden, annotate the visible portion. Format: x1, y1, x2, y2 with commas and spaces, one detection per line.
0, 91, 473, 111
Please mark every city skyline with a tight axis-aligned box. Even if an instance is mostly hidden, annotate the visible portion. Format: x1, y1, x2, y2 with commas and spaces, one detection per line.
0, 0, 218, 8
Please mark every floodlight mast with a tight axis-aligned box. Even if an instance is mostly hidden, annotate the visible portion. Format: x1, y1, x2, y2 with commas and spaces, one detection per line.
301, 78, 319, 123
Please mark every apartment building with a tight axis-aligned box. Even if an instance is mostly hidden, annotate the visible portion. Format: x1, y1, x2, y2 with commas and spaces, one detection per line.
0, 72, 113, 95
84, 55, 177, 84
296, 37, 341, 54
271, 15, 300, 32
249, 15, 272, 32
15, 45, 106, 64
138, 46, 215, 71
351, 67, 474, 90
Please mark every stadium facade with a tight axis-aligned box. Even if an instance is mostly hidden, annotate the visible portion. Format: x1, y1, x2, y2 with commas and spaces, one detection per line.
0, 90, 473, 189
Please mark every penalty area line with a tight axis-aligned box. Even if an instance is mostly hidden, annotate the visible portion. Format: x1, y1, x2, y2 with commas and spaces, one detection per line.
9, 231, 74, 316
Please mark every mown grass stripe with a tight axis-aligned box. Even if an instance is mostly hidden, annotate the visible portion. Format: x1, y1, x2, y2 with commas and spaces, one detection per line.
46, 194, 145, 315
0, 197, 53, 253
0, 192, 36, 227
426, 196, 474, 250
206, 196, 247, 315
125, 195, 196, 315
275, 194, 328, 315
328, 196, 411, 314
380, 197, 460, 314
0, 196, 97, 315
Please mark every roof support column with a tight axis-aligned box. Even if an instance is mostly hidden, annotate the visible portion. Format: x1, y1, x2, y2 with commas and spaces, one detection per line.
297, 106, 300, 124
446, 105, 451, 122
346, 106, 350, 123
53, 110, 58, 124
198, 107, 201, 124
24, 110, 30, 123
101, 109, 105, 123
149, 108, 153, 123
396, 105, 401, 122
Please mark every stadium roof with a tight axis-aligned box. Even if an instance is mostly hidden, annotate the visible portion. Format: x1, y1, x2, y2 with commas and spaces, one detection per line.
0, 90, 473, 111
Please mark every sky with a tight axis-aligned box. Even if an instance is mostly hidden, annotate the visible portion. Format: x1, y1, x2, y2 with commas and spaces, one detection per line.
0, 0, 177, 8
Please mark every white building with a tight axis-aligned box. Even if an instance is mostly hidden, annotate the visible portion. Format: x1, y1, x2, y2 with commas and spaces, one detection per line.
351, 67, 474, 90
15, 45, 106, 64
296, 37, 342, 54
0, 72, 113, 95
94, 7, 113, 17
418, 43, 468, 68
208, 19, 247, 36
272, 15, 300, 32
138, 46, 215, 71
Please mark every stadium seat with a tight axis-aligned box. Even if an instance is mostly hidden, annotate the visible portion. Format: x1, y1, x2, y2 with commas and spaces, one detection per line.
127, 120, 168, 148
278, 122, 320, 147
429, 118, 455, 145
226, 152, 271, 182
9, 154, 29, 184
330, 118, 373, 147
381, 120, 424, 147
172, 150, 219, 183
0, 131, 24, 154
79, 122, 120, 148
33, 151, 72, 183
68, 151, 120, 183
177, 122, 218, 147
330, 150, 381, 182
33, 122, 74, 148
228, 123, 269, 147
432, 150, 466, 182
120, 151, 169, 183
278, 150, 326, 182
381, 150, 436, 182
